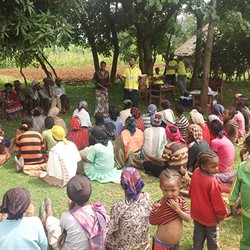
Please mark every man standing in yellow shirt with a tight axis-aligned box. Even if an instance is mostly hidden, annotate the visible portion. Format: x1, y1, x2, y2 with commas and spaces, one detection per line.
118, 55, 142, 107
177, 56, 188, 94
165, 53, 177, 85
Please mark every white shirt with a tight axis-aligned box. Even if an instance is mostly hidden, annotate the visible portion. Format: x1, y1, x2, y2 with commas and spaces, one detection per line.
73, 108, 92, 127
52, 85, 66, 97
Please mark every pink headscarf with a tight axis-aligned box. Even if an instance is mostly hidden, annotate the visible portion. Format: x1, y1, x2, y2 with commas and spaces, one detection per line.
165, 124, 187, 146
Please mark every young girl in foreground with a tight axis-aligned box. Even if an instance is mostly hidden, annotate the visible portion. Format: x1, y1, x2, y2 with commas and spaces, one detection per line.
189, 150, 227, 250
149, 170, 191, 249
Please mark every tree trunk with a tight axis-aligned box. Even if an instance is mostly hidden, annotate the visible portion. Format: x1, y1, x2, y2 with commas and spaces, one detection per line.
190, 12, 204, 90
200, 0, 217, 108
163, 34, 172, 75
137, 31, 145, 73
35, 54, 51, 78
143, 37, 154, 76
20, 64, 27, 86
40, 52, 58, 79
110, 36, 119, 83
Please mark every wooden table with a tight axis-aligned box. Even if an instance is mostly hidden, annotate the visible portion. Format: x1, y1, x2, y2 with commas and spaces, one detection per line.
190, 90, 218, 108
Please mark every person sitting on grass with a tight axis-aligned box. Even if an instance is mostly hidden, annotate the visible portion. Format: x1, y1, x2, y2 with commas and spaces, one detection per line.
240, 135, 250, 162
105, 106, 123, 135
175, 104, 189, 138
40, 125, 81, 187
229, 157, 250, 250
186, 124, 210, 173
121, 116, 144, 165
73, 100, 92, 128
149, 170, 191, 250
235, 101, 250, 133
40, 175, 106, 250
0, 125, 10, 167
142, 104, 158, 129
80, 126, 122, 183
67, 115, 89, 150
42, 116, 57, 153
32, 107, 46, 133
208, 104, 224, 125
189, 150, 227, 250
130, 107, 145, 132
106, 167, 153, 250
120, 99, 133, 127
223, 107, 238, 144
48, 106, 68, 135
15, 116, 46, 177
159, 99, 175, 127
0, 188, 47, 250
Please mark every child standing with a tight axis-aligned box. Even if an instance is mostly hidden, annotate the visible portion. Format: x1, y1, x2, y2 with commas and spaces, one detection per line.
189, 150, 227, 250
149, 170, 190, 249
229, 160, 250, 250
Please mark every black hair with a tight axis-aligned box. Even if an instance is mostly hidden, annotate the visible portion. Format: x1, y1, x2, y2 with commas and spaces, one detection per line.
210, 120, 224, 138
4, 83, 12, 88
32, 107, 43, 117
45, 116, 55, 129
95, 112, 104, 126
194, 105, 205, 115
226, 107, 237, 119
100, 61, 106, 66
244, 135, 250, 146
155, 67, 160, 71
109, 106, 119, 121
196, 150, 218, 169
130, 54, 137, 61
20, 116, 33, 131
161, 99, 171, 109
235, 101, 244, 111
169, 125, 177, 134
124, 100, 132, 109
159, 170, 181, 187
175, 104, 185, 115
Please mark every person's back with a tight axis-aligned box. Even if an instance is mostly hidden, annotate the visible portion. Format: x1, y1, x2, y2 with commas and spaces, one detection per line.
234, 111, 245, 137
0, 217, 47, 250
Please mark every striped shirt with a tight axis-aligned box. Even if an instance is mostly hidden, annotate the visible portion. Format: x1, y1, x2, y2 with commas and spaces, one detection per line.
149, 196, 189, 225
175, 115, 189, 138
16, 131, 45, 165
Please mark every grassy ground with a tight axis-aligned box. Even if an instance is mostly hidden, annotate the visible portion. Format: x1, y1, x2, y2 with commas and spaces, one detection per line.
0, 79, 249, 249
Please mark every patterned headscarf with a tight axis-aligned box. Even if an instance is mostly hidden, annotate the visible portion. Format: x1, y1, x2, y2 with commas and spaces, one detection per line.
130, 107, 141, 119
151, 113, 162, 127
52, 125, 68, 144
48, 107, 60, 118
147, 104, 157, 116
190, 109, 205, 126
0, 188, 30, 220
125, 116, 136, 136
212, 104, 225, 116
70, 116, 81, 130
188, 124, 203, 144
121, 167, 144, 201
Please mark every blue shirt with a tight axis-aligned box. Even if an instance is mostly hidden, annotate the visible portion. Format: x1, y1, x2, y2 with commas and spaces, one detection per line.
104, 116, 123, 135
0, 217, 47, 250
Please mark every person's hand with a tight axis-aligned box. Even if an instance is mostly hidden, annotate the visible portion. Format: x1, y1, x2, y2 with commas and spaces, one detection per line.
166, 199, 180, 212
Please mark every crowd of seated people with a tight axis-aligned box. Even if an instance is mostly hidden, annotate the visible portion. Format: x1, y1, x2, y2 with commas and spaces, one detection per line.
1, 79, 250, 250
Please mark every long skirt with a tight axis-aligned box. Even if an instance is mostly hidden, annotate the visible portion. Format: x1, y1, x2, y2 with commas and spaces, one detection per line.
95, 89, 109, 117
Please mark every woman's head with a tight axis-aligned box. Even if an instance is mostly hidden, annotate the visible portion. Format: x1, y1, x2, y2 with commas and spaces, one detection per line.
109, 106, 119, 121
161, 99, 171, 110
67, 175, 92, 206
91, 126, 109, 146
196, 150, 219, 175
223, 107, 236, 122
0, 188, 30, 220
151, 113, 162, 127
95, 112, 104, 126
45, 116, 55, 129
48, 107, 60, 118
100, 61, 106, 71
165, 124, 182, 142
20, 116, 33, 131
4, 83, 13, 93
52, 125, 67, 144
187, 124, 203, 144
244, 135, 250, 153
159, 170, 181, 200
125, 116, 136, 136
147, 104, 157, 116
130, 107, 141, 119
78, 100, 88, 111
175, 104, 184, 116
121, 167, 144, 201
105, 122, 116, 141
210, 119, 224, 138
190, 109, 205, 126
123, 99, 132, 109
212, 104, 225, 116
32, 107, 43, 117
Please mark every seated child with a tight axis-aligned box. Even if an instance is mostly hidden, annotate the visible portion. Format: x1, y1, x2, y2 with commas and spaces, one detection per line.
42, 116, 57, 152
149, 170, 191, 249
229, 160, 250, 250
175, 104, 189, 138
189, 150, 227, 250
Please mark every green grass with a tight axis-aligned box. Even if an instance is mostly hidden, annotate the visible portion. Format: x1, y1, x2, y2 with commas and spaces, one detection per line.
1, 80, 250, 249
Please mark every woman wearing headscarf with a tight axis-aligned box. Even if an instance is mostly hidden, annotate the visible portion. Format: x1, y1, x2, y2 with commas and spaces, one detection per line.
190, 109, 211, 144
0, 188, 47, 250
41, 175, 106, 250
73, 100, 92, 128
143, 114, 166, 157
142, 104, 157, 129
104, 106, 123, 135
130, 107, 145, 132
105, 122, 126, 170
15, 116, 46, 177
40, 125, 81, 187
208, 103, 224, 125
165, 123, 187, 146
120, 116, 144, 163
48, 106, 68, 134
158, 99, 175, 127
67, 116, 89, 150
80, 126, 122, 183
106, 168, 153, 250
186, 124, 210, 172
